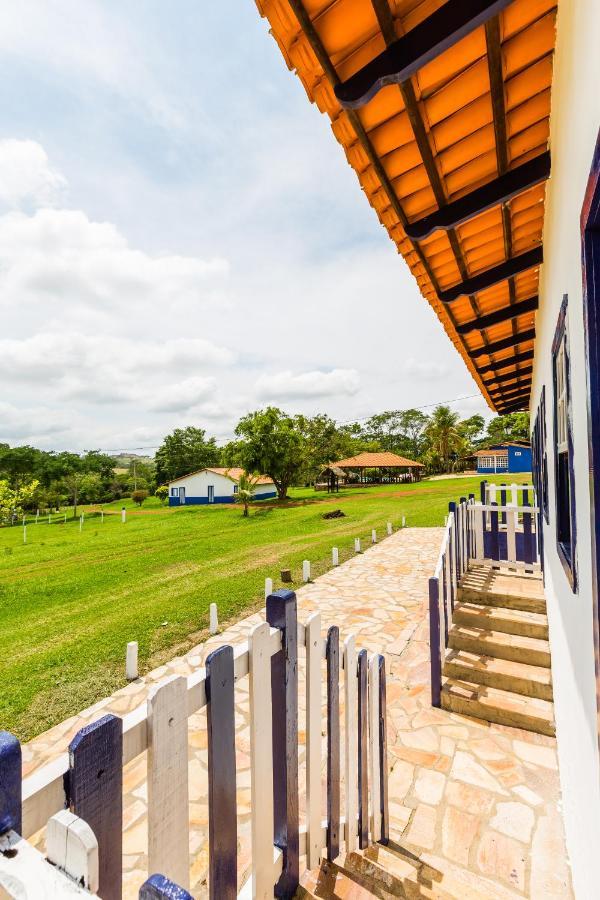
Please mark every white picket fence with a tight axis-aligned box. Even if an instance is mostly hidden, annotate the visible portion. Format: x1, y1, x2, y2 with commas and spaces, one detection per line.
0, 590, 389, 900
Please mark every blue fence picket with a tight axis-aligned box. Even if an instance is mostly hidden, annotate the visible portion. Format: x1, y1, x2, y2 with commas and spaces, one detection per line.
448, 501, 458, 587
139, 874, 194, 900
326, 626, 340, 861
266, 589, 299, 898
68, 714, 123, 900
490, 503, 500, 561
522, 488, 534, 564
441, 552, 449, 646
480, 480, 487, 504
0, 731, 21, 836
378, 656, 389, 846
500, 484, 507, 525
206, 645, 237, 900
428, 578, 442, 707
357, 648, 369, 850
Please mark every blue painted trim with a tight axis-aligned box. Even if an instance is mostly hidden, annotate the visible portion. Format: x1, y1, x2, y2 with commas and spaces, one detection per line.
169, 491, 277, 507
139, 874, 194, 900
0, 731, 21, 835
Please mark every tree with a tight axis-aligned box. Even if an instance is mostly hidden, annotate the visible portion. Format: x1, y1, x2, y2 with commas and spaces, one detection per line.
61, 472, 85, 518
155, 427, 219, 483
234, 407, 305, 500
424, 405, 464, 473
155, 485, 169, 505
485, 412, 530, 445
234, 472, 259, 517
396, 409, 430, 458
0, 479, 39, 524
132, 489, 148, 507
459, 414, 486, 447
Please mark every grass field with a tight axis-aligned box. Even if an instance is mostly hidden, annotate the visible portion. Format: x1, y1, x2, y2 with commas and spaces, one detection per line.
0, 474, 530, 741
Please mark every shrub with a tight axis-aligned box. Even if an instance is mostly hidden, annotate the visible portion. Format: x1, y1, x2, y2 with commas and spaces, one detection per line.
132, 489, 148, 507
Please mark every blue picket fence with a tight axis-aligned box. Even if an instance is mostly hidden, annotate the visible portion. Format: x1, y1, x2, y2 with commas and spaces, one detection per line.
0, 589, 389, 899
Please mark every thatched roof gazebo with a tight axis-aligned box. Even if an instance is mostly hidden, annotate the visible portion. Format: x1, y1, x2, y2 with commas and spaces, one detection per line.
322, 452, 424, 491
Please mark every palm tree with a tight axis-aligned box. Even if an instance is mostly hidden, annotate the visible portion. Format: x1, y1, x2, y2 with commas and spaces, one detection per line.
425, 406, 464, 473
235, 471, 260, 517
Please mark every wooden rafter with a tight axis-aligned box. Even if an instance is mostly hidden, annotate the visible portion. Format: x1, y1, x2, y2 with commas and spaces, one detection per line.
404, 153, 550, 240
437, 247, 543, 304
470, 329, 536, 359
477, 349, 535, 374
483, 364, 534, 385
456, 296, 539, 335
334, 0, 513, 109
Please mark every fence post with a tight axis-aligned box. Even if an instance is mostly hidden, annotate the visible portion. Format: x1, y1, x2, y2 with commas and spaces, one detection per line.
206, 646, 237, 900
371, 529, 377, 544
265, 577, 273, 599
357, 649, 369, 850
448, 502, 458, 584
386, 522, 392, 536
354, 538, 361, 553
121, 507, 126, 524
266, 590, 299, 898
46, 810, 99, 893
303, 560, 311, 583
378, 655, 389, 845
305, 612, 322, 870
332, 547, 339, 566
344, 635, 358, 855
68, 714, 123, 900
126, 641, 138, 680
326, 627, 340, 861
209, 602, 218, 634
0, 731, 21, 835
249, 622, 276, 898
428, 578, 442, 708
490, 502, 500, 562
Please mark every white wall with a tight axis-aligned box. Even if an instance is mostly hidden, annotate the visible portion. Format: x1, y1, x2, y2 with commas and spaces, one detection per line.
531, 1, 600, 894
169, 471, 275, 500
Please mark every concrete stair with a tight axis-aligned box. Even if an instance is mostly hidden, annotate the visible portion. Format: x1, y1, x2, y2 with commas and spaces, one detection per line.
441, 569, 555, 735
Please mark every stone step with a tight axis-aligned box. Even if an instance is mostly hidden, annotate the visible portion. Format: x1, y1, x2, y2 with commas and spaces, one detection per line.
448, 624, 551, 667
441, 677, 555, 736
459, 566, 546, 614
453, 601, 549, 640
443, 649, 553, 700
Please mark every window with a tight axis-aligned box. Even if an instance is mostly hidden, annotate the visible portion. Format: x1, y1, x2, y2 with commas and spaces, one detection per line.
479, 455, 507, 469
552, 296, 577, 589
233, 484, 238, 493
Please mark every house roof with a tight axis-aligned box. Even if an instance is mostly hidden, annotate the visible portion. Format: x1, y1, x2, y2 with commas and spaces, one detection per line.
332, 451, 424, 468
473, 442, 530, 455
168, 468, 275, 486
254, 0, 558, 414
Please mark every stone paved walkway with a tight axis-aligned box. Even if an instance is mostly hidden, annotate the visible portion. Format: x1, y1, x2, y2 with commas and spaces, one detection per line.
23, 528, 573, 898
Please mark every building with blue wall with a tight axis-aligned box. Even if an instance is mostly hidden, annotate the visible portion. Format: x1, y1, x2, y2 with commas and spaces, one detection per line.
474, 443, 532, 475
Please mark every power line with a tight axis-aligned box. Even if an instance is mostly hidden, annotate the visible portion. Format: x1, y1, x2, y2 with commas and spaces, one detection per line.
336, 393, 483, 427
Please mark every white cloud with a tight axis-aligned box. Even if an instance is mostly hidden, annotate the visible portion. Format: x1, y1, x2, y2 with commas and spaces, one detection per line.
400, 358, 449, 381
0, 139, 66, 208
0, 401, 71, 442
0, 209, 228, 315
255, 369, 360, 401
149, 376, 216, 413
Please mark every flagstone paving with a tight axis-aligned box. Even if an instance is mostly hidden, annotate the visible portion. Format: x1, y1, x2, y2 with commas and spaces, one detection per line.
22, 528, 573, 898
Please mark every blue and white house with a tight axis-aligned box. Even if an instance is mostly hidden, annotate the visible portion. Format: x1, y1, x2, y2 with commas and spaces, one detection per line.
474, 442, 532, 474
168, 467, 276, 506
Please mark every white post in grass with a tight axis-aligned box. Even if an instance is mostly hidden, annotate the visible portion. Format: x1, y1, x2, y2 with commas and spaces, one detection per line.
126, 641, 138, 680
332, 547, 339, 566
354, 537, 361, 553
36, 509, 39, 524
121, 507, 126, 524
101, 510, 104, 524
386, 522, 392, 536
79, 515, 83, 533
209, 602, 218, 634
23, 524, 26, 544
264, 577, 273, 599
303, 560, 311, 583
64, 512, 66, 524
371, 529, 377, 544
402, 515, 406, 528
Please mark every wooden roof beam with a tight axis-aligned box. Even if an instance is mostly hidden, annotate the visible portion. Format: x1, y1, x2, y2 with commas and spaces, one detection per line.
488, 385, 531, 401
497, 400, 530, 413
483, 364, 534, 385
334, 0, 513, 109
456, 295, 539, 335
470, 328, 536, 359
437, 246, 543, 304
477, 349, 535, 374
404, 153, 550, 240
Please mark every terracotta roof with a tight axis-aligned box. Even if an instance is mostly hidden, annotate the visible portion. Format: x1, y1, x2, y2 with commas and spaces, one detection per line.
332, 451, 424, 468
473, 441, 530, 455
254, 0, 558, 413
169, 468, 275, 485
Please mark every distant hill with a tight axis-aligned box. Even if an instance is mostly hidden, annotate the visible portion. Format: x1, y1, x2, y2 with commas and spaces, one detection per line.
110, 453, 154, 469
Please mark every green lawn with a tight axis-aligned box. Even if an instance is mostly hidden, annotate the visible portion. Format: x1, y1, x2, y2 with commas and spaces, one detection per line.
0, 474, 530, 740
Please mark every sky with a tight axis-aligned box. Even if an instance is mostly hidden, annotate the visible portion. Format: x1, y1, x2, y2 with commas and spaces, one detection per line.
0, 0, 491, 453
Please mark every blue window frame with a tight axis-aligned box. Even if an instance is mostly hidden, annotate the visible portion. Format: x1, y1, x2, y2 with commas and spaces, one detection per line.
552, 296, 577, 590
